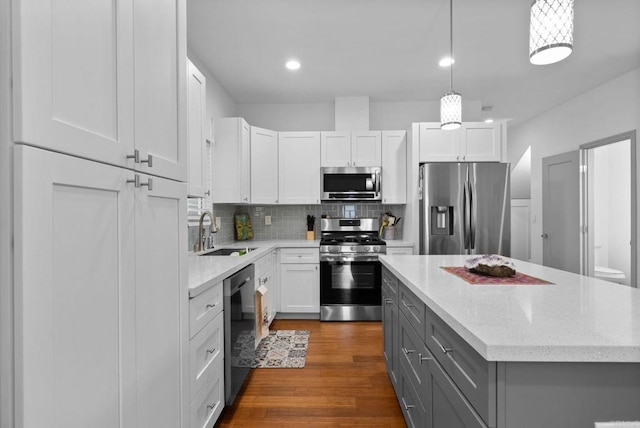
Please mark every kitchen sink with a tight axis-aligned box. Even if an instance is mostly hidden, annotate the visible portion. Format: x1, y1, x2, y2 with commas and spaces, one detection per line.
200, 247, 257, 256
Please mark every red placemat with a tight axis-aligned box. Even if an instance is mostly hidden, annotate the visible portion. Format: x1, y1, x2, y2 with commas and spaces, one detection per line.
441, 266, 554, 285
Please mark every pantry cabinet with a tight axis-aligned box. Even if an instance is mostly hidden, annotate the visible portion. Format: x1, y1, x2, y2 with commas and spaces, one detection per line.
381, 130, 407, 204
250, 126, 279, 204
14, 145, 188, 428
187, 59, 209, 198
12, 0, 187, 181
214, 117, 251, 203
320, 131, 382, 167
418, 122, 505, 163
278, 132, 321, 204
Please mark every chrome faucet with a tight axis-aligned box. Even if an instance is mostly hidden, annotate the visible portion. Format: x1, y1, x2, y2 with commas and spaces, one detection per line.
197, 211, 216, 252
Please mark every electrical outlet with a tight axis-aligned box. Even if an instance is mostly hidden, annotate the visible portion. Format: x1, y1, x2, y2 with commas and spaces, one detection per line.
215, 217, 221, 230
265, 215, 271, 225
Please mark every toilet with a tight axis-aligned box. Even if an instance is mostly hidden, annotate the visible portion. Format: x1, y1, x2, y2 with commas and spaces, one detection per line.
594, 266, 626, 281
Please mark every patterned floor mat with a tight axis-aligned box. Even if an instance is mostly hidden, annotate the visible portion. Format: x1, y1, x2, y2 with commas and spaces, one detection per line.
253, 330, 310, 368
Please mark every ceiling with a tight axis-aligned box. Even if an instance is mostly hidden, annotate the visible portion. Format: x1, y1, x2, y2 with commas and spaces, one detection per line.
187, 0, 640, 126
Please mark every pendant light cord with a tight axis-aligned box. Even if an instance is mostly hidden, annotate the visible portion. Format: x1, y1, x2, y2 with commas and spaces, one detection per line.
449, 0, 454, 92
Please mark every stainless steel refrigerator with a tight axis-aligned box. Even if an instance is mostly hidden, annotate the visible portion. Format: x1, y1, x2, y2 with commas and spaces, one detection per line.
419, 163, 510, 256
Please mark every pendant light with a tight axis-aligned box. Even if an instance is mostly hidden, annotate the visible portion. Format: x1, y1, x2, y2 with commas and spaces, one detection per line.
529, 0, 574, 65
440, 0, 461, 130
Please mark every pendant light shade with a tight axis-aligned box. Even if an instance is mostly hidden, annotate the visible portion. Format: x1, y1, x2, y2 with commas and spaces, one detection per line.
440, 0, 461, 130
529, 0, 574, 65
440, 92, 462, 130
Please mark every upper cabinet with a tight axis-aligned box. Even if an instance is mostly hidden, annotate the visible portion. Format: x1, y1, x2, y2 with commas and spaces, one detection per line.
187, 59, 209, 198
418, 122, 506, 163
320, 131, 382, 167
279, 132, 321, 204
213, 118, 251, 203
12, 0, 187, 182
381, 131, 407, 204
250, 126, 278, 204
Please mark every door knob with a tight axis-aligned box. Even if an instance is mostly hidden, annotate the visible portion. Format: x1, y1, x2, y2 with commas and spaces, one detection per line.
541, 233, 549, 239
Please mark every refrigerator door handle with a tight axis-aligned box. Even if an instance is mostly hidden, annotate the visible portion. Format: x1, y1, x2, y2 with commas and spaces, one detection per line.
470, 180, 476, 250
463, 181, 470, 250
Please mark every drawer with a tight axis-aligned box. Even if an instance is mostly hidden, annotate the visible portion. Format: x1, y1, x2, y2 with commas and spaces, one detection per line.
190, 311, 224, 402
399, 284, 426, 343
189, 281, 223, 338
381, 267, 399, 304
190, 358, 224, 428
399, 311, 430, 409
254, 253, 272, 278
399, 358, 427, 428
425, 306, 496, 426
279, 247, 319, 264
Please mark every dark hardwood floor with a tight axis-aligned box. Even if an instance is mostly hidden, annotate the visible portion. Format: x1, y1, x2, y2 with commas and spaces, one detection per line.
216, 319, 406, 427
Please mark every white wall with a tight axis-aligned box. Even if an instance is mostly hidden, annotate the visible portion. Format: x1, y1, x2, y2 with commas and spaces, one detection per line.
508, 67, 640, 267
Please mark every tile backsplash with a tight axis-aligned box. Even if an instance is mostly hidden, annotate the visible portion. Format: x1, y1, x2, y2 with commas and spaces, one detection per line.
189, 202, 405, 252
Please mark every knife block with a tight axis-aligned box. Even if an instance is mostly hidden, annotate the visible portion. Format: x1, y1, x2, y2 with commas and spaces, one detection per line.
306, 231, 315, 240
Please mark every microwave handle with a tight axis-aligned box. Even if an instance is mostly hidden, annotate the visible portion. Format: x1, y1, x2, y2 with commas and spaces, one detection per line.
375, 170, 381, 197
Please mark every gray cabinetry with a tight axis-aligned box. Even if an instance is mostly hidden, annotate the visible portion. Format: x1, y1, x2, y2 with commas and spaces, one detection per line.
382, 268, 400, 394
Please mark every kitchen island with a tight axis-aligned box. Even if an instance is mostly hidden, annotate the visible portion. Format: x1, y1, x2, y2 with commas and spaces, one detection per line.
379, 254, 640, 428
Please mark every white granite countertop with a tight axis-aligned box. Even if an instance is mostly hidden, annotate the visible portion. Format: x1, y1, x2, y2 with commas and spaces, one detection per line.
379, 254, 640, 363
188, 240, 320, 297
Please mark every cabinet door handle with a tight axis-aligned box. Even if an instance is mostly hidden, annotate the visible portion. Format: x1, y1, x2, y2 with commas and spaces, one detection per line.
401, 397, 415, 411
418, 353, 432, 364
206, 404, 216, 410
439, 343, 454, 354
401, 299, 414, 308
401, 347, 415, 355
140, 154, 153, 167
206, 348, 216, 354
127, 149, 140, 163
127, 175, 141, 188
205, 302, 217, 310
140, 178, 153, 191
205, 190, 211, 196
384, 298, 393, 304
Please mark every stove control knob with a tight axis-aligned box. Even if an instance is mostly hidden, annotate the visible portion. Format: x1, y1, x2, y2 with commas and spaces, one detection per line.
373, 246, 379, 252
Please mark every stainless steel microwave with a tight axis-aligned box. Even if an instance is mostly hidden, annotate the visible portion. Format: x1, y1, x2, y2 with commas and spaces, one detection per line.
321, 167, 381, 201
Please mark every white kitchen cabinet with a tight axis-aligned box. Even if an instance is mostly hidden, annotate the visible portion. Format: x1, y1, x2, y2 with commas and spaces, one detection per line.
418, 122, 505, 163
320, 131, 381, 167
213, 117, 251, 203
278, 132, 321, 204
14, 145, 188, 428
187, 59, 209, 198
13, 0, 187, 181
381, 131, 407, 204
250, 126, 279, 204
279, 248, 319, 314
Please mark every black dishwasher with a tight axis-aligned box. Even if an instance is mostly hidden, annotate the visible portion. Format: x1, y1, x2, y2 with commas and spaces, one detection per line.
224, 263, 255, 405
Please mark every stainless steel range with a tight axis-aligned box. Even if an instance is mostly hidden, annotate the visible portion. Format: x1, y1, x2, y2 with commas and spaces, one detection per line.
319, 218, 386, 321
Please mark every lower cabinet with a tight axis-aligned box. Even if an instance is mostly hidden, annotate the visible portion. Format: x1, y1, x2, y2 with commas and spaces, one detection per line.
279, 248, 320, 313
382, 268, 400, 395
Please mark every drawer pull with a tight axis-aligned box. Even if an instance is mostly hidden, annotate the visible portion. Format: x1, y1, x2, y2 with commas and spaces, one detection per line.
205, 303, 217, 310
401, 300, 414, 308
402, 347, 415, 355
401, 397, 415, 411
439, 343, 454, 354
418, 353, 432, 364
384, 298, 393, 304
206, 404, 215, 410
206, 348, 216, 354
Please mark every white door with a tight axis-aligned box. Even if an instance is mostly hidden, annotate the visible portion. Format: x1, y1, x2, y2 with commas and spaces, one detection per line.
542, 151, 580, 273
134, 174, 187, 428
13, 0, 135, 167
418, 123, 459, 162
133, 0, 187, 181
351, 131, 382, 166
278, 132, 321, 204
14, 145, 136, 428
280, 264, 320, 313
511, 199, 531, 261
187, 59, 208, 197
381, 131, 407, 204
320, 132, 351, 167
251, 126, 279, 204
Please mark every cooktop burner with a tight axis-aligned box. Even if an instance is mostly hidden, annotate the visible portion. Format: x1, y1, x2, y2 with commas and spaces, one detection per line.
320, 234, 386, 245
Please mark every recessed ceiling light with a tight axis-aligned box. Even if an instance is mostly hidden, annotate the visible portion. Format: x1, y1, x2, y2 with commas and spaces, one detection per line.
484, 118, 494, 123
438, 57, 454, 67
285, 60, 301, 70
